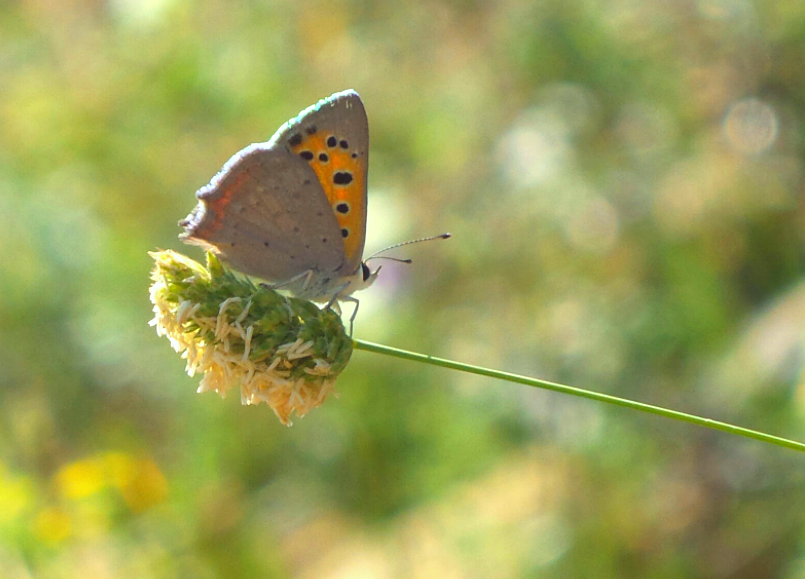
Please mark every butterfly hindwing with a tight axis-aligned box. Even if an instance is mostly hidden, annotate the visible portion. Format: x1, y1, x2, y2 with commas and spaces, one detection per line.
180, 144, 345, 282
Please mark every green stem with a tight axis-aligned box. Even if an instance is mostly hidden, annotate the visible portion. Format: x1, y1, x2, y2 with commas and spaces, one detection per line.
353, 339, 805, 453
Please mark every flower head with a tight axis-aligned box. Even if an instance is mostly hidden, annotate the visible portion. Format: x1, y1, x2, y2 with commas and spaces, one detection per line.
148, 250, 352, 425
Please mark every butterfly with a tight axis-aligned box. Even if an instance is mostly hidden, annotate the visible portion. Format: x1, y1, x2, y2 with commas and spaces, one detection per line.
179, 90, 378, 312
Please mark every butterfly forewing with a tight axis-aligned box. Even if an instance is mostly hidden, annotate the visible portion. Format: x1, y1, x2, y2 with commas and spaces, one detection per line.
270, 90, 369, 274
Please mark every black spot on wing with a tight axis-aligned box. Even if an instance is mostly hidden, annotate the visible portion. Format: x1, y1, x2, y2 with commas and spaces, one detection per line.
333, 171, 353, 185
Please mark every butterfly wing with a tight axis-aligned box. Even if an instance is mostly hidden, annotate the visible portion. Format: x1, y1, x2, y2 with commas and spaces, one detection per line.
269, 90, 369, 274
180, 143, 346, 283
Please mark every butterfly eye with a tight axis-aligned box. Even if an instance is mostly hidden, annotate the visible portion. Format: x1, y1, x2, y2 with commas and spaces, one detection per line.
361, 262, 371, 281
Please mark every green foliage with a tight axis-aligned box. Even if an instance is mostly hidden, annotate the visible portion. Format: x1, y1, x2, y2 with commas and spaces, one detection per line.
3, 1, 805, 577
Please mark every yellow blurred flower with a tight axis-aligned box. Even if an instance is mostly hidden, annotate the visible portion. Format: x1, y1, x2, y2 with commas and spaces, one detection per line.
34, 507, 71, 544
0, 464, 34, 526
54, 452, 168, 513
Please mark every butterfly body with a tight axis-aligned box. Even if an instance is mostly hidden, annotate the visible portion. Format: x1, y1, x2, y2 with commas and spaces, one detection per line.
180, 90, 378, 303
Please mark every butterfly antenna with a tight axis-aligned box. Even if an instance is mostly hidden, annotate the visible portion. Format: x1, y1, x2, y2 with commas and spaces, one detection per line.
368, 255, 414, 264
365, 233, 451, 263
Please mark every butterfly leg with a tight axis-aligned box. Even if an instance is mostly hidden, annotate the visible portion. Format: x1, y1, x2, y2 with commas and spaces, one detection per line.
323, 283, 350, 311
320, 284, 358, 334
339, 295, 360, 336
261, 270, 315, 292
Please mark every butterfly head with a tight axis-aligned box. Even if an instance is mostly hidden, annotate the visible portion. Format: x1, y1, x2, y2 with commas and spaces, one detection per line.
340, 261, 380, 297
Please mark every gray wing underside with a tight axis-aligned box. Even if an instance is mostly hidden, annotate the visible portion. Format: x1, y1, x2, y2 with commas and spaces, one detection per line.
180, 144, 346, 282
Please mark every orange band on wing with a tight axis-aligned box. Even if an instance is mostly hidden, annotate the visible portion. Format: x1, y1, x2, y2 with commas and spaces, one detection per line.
290, 131, 366, 263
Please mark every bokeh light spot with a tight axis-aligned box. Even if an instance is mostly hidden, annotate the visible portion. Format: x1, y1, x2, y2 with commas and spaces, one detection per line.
723, 98, 778, 155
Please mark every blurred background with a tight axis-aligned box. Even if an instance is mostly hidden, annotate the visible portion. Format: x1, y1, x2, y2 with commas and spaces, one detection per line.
3, 0, 805, 577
